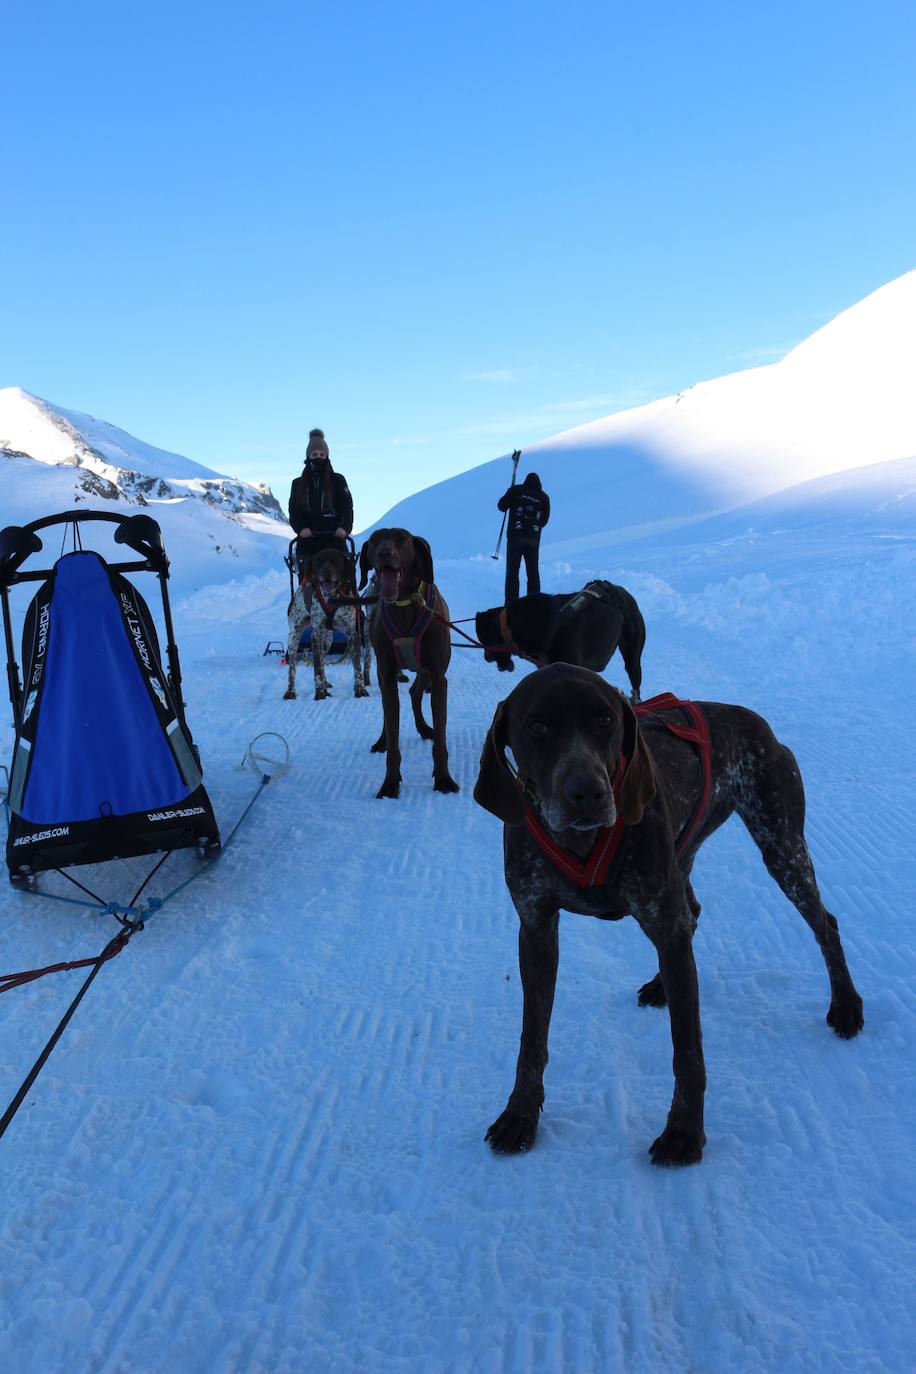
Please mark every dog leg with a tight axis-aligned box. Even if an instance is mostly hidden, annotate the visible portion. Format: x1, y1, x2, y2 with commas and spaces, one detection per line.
487, 905, 559, 1153
312, 625, 330, 700
284, 591, 307, 700
361, 624, 373, 688
408, 673, 435, 741
737, 740, 864, 1037
638, 878, 701, 1007
428, 672, 459, 792
352, 615, 369, 697
619, 622, 644, 704
635, 892, 706, 1166
376, 674, 402, 797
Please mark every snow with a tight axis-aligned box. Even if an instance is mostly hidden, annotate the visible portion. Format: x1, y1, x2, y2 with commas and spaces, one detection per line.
1, 282, 915, 1371
373, 270, 916, 557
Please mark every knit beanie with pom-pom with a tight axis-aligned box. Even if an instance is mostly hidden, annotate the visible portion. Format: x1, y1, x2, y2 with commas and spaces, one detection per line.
306, 428, 329, 461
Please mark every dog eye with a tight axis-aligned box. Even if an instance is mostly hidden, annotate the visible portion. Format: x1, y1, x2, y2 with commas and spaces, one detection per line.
527, 719, 550, 738
596, 715, 615, 730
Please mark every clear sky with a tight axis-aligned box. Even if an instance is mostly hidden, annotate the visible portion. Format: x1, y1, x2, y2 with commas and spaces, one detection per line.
3, 0, 914, 529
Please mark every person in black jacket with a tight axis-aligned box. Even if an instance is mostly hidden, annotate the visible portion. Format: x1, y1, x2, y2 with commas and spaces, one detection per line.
288, 429, 354, 568
498, 471, 550, 602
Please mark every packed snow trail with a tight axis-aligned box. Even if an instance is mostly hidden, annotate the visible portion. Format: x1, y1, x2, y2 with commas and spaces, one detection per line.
0, 525, 914, 1373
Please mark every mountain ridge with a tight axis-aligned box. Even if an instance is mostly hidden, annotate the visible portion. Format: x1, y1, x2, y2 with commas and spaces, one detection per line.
0, 387, 284, 522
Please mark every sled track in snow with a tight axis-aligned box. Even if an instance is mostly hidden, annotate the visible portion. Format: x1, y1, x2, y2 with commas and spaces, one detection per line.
0, 648, 913, 1372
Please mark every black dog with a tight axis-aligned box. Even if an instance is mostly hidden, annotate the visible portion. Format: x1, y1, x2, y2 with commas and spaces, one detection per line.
475, 580, 646, 701
474, 664, 863, 1166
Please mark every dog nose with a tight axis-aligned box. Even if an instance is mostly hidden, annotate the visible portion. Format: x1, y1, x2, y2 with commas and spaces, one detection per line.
562, 771, 609, 808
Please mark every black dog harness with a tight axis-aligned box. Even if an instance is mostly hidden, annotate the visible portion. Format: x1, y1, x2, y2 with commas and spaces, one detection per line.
378, 582, 437, 673
498, 581, 614, 668
522, 693, 713, 888
552, 581, 611, 629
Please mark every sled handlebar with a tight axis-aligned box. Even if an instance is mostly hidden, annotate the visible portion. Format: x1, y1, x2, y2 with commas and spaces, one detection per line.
0, 510, 168, 586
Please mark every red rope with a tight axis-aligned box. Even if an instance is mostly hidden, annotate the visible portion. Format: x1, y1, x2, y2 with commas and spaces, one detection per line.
430, 606, 546, 667
0, 932, 129, 994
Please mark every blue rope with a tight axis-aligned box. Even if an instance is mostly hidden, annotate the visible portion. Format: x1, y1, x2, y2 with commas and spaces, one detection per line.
4, 774, 272, 928
17, 888, 107, 914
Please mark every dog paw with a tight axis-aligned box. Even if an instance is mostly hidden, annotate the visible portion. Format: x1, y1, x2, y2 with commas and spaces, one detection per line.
434, 774, 460, 794
376, 777, 401, 799
649, 1124, 705, 1167
397, 672, 409, 683
486, 1105, 540, 1153
637, 974, 667, 1007
417, 725, 435, 741
314, 688, 329, 700
282, 689, 297, 700
354, 685, 370, 698
827, 997, 864, 1039
497, 659, 515, 672
370, 737, 387, 753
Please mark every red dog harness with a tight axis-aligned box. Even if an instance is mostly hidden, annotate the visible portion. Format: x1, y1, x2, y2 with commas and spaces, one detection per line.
522, 693, 713, 888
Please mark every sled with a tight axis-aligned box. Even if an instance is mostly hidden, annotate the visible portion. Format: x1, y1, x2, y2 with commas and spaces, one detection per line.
0, 510, 220, 886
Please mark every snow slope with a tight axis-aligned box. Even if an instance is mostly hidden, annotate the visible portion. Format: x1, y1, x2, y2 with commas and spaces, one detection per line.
372, 270, 916, 555
0, 444, 913, 1371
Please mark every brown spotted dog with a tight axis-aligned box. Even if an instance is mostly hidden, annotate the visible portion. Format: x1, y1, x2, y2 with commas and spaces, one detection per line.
474, 663, 863, 1166
284, 545, 371, 701
358, 528, 459, 799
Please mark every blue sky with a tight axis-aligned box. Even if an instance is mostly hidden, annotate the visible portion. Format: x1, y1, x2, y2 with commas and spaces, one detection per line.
2, 0, 914, 528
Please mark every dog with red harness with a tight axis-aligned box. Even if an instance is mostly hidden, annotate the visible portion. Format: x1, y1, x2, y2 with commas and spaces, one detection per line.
284, 539, 371, 702
474, 664, 863, 1166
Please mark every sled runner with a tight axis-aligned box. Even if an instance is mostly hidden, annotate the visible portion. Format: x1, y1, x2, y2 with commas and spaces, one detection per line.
0, 510, 220, 886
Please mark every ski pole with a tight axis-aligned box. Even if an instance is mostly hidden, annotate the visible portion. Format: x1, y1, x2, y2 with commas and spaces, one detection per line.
492, 449, 521, 560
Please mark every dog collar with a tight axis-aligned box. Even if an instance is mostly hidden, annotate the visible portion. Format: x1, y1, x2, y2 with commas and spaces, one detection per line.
394, 580, 427, 608
497, 607, 544, 668
497, 606, 517, 652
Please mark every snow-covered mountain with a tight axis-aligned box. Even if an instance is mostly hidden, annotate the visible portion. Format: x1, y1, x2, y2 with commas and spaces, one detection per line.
372, 270, 916, 555
0, 387, 291, 593
0, 387, 283, 521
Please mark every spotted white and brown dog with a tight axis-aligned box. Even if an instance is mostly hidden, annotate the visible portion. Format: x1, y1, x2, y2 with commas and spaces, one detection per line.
284, 545, 371, 701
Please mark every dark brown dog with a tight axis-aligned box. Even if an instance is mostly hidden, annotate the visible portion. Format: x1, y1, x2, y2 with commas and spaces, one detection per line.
475, 580, 646, 699
358, 528, 459, 799
474, 664, 863, 1165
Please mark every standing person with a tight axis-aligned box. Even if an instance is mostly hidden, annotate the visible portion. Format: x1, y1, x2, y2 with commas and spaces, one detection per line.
288, 429, 354, 567
498, 471, 550, 602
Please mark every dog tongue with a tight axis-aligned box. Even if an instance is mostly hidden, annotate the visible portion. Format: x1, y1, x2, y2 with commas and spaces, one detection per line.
379, 567, 400, 601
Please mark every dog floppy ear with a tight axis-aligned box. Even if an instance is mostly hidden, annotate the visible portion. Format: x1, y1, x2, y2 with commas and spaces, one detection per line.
357, 539, 373, 590
412, 535, 434, 585
473, 699, 526, 825
617, 693, 656, 826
